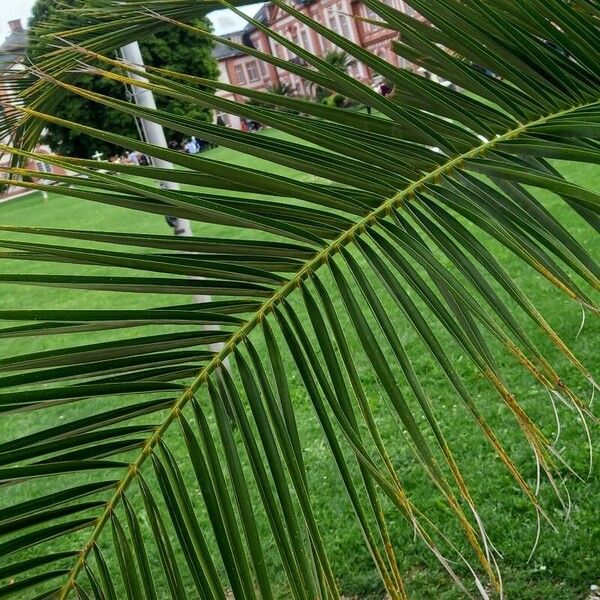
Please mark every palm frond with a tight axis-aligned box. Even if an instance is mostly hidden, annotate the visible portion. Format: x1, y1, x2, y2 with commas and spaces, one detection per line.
0, 1, 599, 599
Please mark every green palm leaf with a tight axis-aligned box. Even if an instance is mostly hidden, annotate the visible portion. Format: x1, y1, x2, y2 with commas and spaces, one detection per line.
0, 1, 599, 598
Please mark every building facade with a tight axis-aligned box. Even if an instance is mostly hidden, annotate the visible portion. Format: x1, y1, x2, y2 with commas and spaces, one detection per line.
0, 20, 28, 149
0, 20, 66, 200
213, 0, 422, 128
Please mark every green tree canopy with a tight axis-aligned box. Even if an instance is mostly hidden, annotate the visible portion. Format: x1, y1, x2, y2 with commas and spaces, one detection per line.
28, 0, 218, 157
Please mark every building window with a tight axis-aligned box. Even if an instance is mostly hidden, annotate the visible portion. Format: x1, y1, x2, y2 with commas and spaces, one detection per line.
326, 4, 352, 41
245, 61, 260, 82
234, 65, 246, 84
327, 7, 339, 33
364, 6, 378, 30
36, 160, 53, 174
292, 33, 300, 47
340, 13, 351, 39
300, 29, 310, 50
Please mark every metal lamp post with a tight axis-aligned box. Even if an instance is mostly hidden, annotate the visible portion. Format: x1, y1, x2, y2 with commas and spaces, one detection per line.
118, 41, 226, 358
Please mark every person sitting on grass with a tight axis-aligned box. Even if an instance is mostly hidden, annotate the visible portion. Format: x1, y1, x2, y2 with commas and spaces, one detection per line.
184, 138, 198, 154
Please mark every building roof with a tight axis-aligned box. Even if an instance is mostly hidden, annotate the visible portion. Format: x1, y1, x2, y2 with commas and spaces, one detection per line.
220, 0, 310, 39
212, 31, 247, 60
213, 42, 243, 60
213, 4, 272, 58
242, 4, 270, 31
0, 27, 27, 73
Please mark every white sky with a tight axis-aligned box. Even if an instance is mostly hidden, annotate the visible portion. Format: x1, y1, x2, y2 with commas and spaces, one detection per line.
211, 3, 265, 34
1, 0, 265, 37
2, 0, 38, 36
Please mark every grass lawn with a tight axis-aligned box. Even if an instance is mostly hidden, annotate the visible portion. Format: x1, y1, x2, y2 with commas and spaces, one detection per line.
0, 132, 599, 599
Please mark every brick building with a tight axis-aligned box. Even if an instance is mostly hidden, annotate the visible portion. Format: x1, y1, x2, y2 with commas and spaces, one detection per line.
0, 20, 28, 149
213, 0, 421, 128
0, 20, 66, 201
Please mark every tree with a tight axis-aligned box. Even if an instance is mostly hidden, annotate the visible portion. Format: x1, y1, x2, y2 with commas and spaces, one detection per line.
314, 49, 350, 102
322, 49, 350, 71
28, 0, 218, 157
0, 1, 598, 599
246, 82, 298, 115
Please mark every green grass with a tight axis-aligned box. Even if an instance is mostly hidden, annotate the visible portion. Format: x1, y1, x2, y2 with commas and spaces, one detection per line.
0, 135, 599, 599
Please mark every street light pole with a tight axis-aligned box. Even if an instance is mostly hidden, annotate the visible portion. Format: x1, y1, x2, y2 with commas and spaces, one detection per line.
118, 41, 226, 357
118, 42, 191, 230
